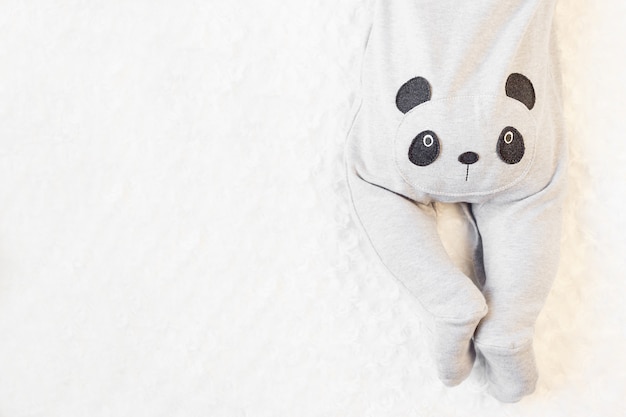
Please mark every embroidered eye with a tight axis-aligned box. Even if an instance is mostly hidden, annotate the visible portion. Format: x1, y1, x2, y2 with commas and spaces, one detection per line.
497, 126, 525, 165
409, 130, 440, 167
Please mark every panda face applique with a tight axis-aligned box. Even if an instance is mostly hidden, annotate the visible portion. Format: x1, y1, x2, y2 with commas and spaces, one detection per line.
392, 74, 537, 198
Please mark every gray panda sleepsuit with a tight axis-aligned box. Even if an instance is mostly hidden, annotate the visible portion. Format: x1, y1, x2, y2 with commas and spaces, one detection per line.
344, 0, 567, 403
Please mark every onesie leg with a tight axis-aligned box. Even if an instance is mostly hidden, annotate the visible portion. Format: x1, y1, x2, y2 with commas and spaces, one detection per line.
470, 176, 565, 402
475, 337, 538, 402
346, 167, 488, 386
425, 314, 484, 386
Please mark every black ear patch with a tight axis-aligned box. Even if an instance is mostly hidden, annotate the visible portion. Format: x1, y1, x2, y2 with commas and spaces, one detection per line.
506, 73, 535, 110
396, 77, 432, 114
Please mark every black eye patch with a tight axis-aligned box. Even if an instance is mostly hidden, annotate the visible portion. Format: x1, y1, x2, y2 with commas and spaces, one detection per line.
408, 130, 440, 167
497, 126, 525, 164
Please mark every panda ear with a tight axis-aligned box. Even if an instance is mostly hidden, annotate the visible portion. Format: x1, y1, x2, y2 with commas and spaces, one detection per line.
506, 73, 536, 110
396, 77, 432, 114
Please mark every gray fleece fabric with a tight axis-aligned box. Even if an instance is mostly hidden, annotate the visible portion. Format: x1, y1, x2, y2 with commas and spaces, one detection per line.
344, 0, 567, 403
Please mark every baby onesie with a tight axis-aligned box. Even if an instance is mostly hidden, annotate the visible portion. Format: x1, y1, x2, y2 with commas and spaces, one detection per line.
344, 0, 567, 403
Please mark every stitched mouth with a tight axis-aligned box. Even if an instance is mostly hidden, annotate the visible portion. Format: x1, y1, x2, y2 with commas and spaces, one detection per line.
465, 165, 470, 181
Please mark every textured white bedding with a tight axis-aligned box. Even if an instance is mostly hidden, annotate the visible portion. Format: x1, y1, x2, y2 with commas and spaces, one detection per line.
0, 0, 624, 415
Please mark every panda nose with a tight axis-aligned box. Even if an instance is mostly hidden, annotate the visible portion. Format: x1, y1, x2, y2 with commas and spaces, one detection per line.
458, 152, 479, 165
